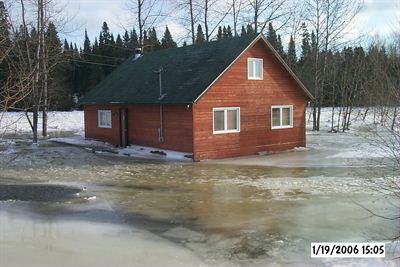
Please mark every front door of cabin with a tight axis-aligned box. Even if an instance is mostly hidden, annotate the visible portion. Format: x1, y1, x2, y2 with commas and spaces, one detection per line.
120, 108, 128, 147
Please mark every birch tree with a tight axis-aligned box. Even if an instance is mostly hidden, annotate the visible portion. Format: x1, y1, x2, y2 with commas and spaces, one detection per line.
203, 0, 231, 41
128, 0, 165, 50
305, 0, 362, 131
246, 0, 291, 34
174, 0, 200, 44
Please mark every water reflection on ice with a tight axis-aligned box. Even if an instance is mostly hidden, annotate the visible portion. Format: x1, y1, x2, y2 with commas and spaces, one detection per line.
0, 140, 398, 266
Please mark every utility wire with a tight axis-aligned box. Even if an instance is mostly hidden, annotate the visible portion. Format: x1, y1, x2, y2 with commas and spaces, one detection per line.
70, 59, 118, 67
79, 52, 128, 60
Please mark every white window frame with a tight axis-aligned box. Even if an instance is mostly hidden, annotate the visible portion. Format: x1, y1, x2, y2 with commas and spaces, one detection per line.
213, 107, 240, 134
271, 105, 293, 129
98, 110, 112, 128
247, 58, 263, 80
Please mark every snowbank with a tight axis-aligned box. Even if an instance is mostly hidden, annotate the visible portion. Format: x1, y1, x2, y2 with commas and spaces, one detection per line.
0, 111, 84, 136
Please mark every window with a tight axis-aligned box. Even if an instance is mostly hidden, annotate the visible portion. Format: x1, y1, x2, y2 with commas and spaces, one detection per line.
98, 110, 112, 128
248, 58, 263, 80
213, 107, 240, 134
271, 105, 293, 129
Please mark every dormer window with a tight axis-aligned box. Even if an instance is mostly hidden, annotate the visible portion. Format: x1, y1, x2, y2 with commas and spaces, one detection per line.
248, 58, 263, 80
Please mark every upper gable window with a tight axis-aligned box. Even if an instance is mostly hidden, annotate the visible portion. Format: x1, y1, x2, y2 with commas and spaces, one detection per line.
248, 58, 263, 80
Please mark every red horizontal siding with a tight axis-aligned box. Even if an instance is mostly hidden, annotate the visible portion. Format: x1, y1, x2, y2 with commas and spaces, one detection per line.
84, 105, 121, 145
192, 39, 307, 161
84, 104, 193, 153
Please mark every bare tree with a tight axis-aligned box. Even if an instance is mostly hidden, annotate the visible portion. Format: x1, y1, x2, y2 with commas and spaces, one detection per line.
231, 0, 244, 36
128, 0, 165, 50
174, 0, 201, 44
3, 0, 71, 143
246, 0, 291, 34
305, 0, 362, 131
203, 0, 231, 41
365, 6, 400, 242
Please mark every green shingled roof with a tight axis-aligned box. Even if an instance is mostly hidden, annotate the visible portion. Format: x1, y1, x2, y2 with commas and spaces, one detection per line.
80, 33, 260, 105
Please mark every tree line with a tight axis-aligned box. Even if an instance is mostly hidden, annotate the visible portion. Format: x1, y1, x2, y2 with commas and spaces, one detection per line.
0, 0, 399, 142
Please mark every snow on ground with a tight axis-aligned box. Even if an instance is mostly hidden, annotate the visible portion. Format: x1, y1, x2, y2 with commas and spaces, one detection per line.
50, 135, 192, 162
0, 111, 84, 136
0, 108, 397, 163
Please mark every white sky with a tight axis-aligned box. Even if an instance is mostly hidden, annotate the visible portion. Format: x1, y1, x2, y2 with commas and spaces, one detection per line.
55, 0, 398, 47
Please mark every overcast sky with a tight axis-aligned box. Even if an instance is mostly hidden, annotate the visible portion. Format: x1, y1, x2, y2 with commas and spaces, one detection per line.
59, 0, 398, 47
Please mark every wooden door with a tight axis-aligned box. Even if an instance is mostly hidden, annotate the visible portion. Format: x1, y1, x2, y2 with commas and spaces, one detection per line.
120, 108, 128, 147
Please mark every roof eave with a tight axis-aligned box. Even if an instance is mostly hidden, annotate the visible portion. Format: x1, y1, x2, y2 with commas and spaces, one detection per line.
259, 35, 315, 101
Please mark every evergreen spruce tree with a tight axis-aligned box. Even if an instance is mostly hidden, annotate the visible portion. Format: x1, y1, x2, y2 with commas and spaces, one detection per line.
267, 23, 278, 48
227, 26, 233, 38
123, 30, 130, 48
217, 26, 223, 40
63, 39, 70, 52
298, 27, 315, 95
0, 0, 11, 88
277, 35, 284, 56
101, 22, 111, 43
161, 26, 177, 49
110, 33, 115, 45
116, 34, 123, 46
46, 22, 62, 57
148, 27, 161, 51
240, 25, 246, 36
195, 24, 205, 44
130, 28, 139, 49
286, 35, 297, 70
46, 22, 73, 110
116, 34, 123, 57
222, 26, 227, 39
99, 21, 112, 56
300, 23, 310, 62
73, 43, 79, 54
246, 24, 254, 34
83, 29, 91, 56
92, 37, 99, 54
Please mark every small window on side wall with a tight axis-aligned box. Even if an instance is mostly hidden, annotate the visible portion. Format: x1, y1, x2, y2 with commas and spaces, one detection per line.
213, 107, 240, 134
98, 110, 112, 128
271, 105, 293, 129
248, 58, 263, 80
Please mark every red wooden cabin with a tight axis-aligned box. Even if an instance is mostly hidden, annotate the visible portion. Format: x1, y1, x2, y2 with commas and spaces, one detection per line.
82, 34, 313, 161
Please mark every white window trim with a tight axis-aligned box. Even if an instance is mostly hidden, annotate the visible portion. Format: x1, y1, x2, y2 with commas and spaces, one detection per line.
271, 105, 293, 129
213, 107, 241, 134
247, 58, 263, 80
98, 110, 112, 128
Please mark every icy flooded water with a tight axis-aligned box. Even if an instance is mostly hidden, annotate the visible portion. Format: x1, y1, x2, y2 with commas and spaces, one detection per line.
0, 133, 399, 266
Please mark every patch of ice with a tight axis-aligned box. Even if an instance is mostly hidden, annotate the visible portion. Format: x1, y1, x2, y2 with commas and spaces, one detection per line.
119, 145, 192, 162
161, 226, 206, 243
51, 136, 114, 148
221, 176, 386, 196
292, 147, 310, 152
84, 196, 97, 201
